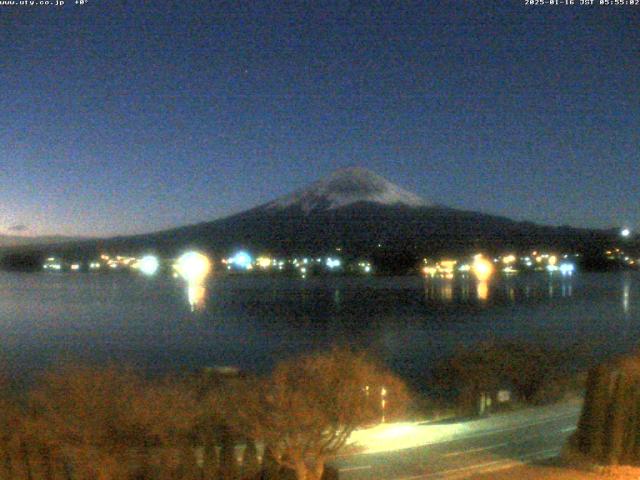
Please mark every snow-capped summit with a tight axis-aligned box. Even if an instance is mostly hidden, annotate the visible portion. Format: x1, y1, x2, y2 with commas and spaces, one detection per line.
265, 167, 429, 213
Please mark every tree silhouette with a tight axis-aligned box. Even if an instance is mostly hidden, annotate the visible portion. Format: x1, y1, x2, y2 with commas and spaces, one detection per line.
220, 348, 411, 480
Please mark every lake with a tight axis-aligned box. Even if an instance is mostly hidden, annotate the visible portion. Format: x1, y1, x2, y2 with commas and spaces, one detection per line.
0, 271, 638, 389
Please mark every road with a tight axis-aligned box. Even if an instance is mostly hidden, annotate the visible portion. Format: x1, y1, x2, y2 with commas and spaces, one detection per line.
331, 400, 582, 479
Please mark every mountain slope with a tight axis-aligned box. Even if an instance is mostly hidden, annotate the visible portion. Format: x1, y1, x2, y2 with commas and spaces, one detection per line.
3, 168, 618, 265
0, 234, 85, 249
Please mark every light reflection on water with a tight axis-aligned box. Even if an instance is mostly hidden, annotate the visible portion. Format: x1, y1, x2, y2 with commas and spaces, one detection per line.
441, 282, 453, 302
421, 273, 575, 304
476, 281, 489, 301
0, 271, 639, 389
623, 275, 631, 315
187, 282, 208, 312
460, 282, 470, 302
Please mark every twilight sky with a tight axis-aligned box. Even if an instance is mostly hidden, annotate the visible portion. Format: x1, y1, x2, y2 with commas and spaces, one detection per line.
1, 1, 638, 237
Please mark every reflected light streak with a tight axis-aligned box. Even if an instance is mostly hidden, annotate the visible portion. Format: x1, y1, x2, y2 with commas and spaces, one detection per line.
187, 282, 207, 312
333, 289, 341, 306
460, 282, 470, 301
477, 281, 489, 301
440, 282, 453, 302
623, 279, 630, 314
561, 282, 573, 298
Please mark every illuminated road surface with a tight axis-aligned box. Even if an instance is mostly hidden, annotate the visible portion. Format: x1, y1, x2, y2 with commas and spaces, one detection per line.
331, 401, 581, 479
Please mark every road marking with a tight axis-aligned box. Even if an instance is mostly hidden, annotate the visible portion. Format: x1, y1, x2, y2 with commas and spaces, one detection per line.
339, 465, 372, 472
442, 441, 509, 458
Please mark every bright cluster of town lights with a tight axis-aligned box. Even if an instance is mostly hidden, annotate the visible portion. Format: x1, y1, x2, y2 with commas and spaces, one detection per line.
421, 251, 583, 280
42, 251, 377, 277
40, 243, 640, 279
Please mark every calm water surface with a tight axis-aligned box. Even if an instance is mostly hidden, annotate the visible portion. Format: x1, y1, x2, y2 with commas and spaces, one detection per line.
0, 271, 638, 388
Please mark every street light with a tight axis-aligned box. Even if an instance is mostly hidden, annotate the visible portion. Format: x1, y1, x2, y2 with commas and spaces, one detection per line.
472, 255, 494, 282
176, 251, 211, 282
138, 255, 160, 276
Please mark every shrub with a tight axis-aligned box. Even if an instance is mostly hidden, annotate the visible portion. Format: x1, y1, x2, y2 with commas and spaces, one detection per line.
435, 341, 576, 414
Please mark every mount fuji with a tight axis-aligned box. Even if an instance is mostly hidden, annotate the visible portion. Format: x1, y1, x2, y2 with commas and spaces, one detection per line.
4, 167, 618, 272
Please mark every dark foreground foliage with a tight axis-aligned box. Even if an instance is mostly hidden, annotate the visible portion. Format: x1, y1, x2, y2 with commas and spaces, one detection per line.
434, 341, 584, 416
573, 354, 640, 466
0, 348, 410, 480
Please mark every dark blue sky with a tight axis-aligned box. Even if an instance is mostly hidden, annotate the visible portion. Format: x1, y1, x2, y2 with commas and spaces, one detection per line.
1, 1, 638, 236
